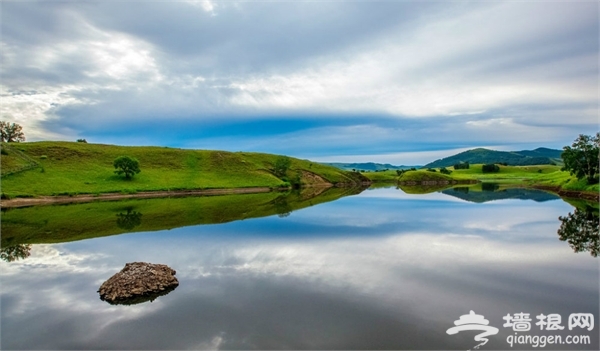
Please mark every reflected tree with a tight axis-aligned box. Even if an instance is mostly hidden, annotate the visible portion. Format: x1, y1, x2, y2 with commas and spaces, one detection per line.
481, 183, 500, 192
116, 208, 143, 230
557, 206, 599, 257
272, 196, 293, 218
0, 244, 32, 262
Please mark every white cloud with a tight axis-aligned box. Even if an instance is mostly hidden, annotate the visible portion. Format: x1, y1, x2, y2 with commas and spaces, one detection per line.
187, 1, 217, 15
225, 2, 596, 120
309, 147, 475, 165
0, 1, 596, 151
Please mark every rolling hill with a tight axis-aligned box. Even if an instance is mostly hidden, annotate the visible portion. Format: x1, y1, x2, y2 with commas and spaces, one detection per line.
325, 162, 420, 171
423, 147, 562, 168
0, 141, 369, 198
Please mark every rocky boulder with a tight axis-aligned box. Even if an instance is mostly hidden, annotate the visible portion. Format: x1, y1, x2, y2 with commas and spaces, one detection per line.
98, 262, 179, 305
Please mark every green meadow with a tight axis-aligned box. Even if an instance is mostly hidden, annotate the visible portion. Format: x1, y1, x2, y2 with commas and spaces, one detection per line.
0, 141, 366, 198
362, 164, 599, 194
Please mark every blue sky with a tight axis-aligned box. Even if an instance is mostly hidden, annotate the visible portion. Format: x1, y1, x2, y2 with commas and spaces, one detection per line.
1, 1, 598, 164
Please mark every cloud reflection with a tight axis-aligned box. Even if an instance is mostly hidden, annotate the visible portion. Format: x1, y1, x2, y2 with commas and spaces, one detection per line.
1, 189, 597, 349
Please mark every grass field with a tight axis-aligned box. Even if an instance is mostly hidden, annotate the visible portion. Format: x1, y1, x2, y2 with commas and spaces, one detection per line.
362, 164, 599, 194
0, 141, 367, 198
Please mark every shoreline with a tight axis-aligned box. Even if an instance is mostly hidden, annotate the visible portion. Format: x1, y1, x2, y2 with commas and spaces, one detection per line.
530, 185, 599, 202
1, 182, 596, 209
0, 187, 281, 208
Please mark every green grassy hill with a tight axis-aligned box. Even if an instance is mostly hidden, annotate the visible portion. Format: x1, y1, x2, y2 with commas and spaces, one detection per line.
0, 141, 368, 198
423, 147, 562, 168
361, 164, 599, 197
362, 169, 456, 183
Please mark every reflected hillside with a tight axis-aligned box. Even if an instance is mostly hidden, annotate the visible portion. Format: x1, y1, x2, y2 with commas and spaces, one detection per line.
441, 183, 560, 203
397, 183, 451, 194
1, 186, 366, 249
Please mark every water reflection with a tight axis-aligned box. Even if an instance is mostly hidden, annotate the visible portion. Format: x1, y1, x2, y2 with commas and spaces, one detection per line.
0, 244, 31, 262
0, 187, 597, 349
558, 206, 599, 257
0, 186, 366, 249
116, 208, 143, 230
270, 195, 293, 218
441, 184, 560, 203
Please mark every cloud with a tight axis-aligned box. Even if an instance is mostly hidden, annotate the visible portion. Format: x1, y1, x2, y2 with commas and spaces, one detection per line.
0, 1, 597, 158
0, 191, 596, 349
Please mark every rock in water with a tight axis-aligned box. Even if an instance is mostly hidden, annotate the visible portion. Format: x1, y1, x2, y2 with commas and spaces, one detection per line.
98, 262, 179, 305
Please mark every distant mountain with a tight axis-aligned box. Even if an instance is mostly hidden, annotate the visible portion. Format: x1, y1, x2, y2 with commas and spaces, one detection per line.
324, 162, 420, 171
423, 147, 563, 168
514, 147, 563, 159
441, 186, 560, 203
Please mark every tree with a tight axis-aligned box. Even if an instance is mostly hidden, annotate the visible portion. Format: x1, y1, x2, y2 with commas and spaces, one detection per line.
0, 121, 25, 142
482, 163, 500, 173
439, 167, 452, 175
561, 133, 599, 184
114, 156, 141, 179
273, 156, 291, 178
557, 206, 599, 257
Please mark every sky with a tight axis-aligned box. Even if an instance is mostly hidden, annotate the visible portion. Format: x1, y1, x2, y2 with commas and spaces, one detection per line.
1, 1, 598, 165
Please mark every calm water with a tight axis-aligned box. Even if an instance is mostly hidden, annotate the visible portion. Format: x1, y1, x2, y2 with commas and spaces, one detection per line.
1, 186, 598, 350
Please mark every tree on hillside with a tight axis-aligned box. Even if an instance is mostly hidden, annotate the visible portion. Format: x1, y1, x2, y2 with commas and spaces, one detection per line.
273, 156, 291, 178
482, 164, 500, 173
114, 156, 141, 179
561, 133, 599, 184
439, 167, 452, 175
1, 121, 25, 142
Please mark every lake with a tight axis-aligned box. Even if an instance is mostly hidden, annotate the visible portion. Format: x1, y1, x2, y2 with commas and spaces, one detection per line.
1, 185, 598, 350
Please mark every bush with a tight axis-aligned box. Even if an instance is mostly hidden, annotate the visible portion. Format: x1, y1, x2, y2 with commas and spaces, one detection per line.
76, 139, 87, 143
273, 156, 291, 178
427, 168, 437, 172
40, 155, 47, 159
482, 164, 500, 173
440, 167, 452, 175
454, 162, 469, 170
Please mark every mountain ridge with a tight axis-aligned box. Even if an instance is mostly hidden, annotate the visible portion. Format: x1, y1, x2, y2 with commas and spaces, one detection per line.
324, 162, 420, 171
423, 147, 562, 168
